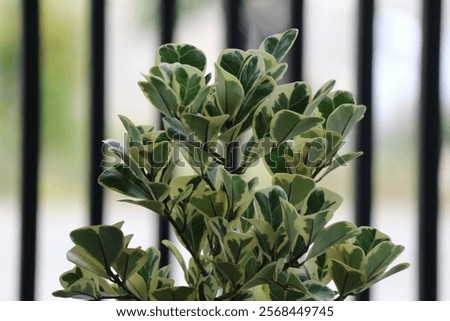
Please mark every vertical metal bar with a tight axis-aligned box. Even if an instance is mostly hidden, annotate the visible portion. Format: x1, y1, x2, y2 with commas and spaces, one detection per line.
419, 0, 441, 301
290, 0, 304, 81
225, 0, 244, 49
158, 0, 176, 267
20, 0, 40, 301
355, 0, 374, 301
89, 0, 106, 225
224, 0, 244, 172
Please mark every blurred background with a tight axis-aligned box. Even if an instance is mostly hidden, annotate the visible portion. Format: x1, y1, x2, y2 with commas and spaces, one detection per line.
0, 0, 448, 300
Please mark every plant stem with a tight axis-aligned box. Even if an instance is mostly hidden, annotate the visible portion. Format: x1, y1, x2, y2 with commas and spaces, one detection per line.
166, 215, 209, 277
108, 272, 142, 301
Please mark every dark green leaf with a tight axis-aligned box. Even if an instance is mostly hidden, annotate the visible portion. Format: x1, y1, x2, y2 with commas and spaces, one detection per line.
162, 239, 187, 274
304, 80, 336, 115
331, 260, 365, 297
218, 49, 248, 77
364, 241, 405, 281
181, 113, 229, 143
255, 186, 286, 231
326, 104, 366, 137
152, 286, 197, 301
120, 199, 165, 216
98, 164, 150, 200
213, 261, 243, 288
306, 221, 360, 261
215, 63, 244, 119
173, 64, 205, 106
235, 76, 275, 124
113, 248, 148, 281
191, 190, 228, 218
239, 54, 264, 93
138, 77, 179, 117
273, 173, 315, 210
354, 227, 390, 255
242, 261, 278, 290
157, 43, 206, 72
53, 278, 99, 300
253, 103, 273, 140
259, 28, 298, 62
270, 110, 324, 145
118, 115, 142, 143
69, 225, 124, 276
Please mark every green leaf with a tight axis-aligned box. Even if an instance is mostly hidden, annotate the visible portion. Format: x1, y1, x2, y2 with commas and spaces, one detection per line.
253, 102, 273, 140
295, 210, 333, 250
191, 190, 229, 218
305, 252, 332, 284
317, 151, 363, 180
162, 239, 187, 274
269, 283, 306, 301
181, 113, 229, 143
354, 227, 390, 255
238, 53, 264, 93
172, 64, 205, 107
270, 110, 324, 145
235, 76, 275, 124
69, 225, 124, 277
213, 261, 243, 288
331, 260, 366, 297
273, 82, 311, 114
332, 90, 356, 107
126, 273, 149, 300
198, 275, 219, 301
263, 142, 293, 175
326, 104, 366, 137
334, 244, 365, 270
118, 115, 142, 143
280, 199, 306, 257
53, 278, 99, 300
220, 168, 250, 218
242, 262, 278, 290
137, 247, 161, 290
304, 80, 336, 115
145, 182, 170, 202
364, 241, 405, 281
247, 218, 276, 258
218, 49, 248, 77
304, 188, 343, 215
59, 267, 87, 288
215, 63, 245, 119
259, 28, 298, 62
66, 246, 110, 278
187, 84, 213, 114
238, 139, 265, 171
138, 76, 180, 118
113, 248, 148, 281
163, 117, 196, 144
224, 232, 254, 264
365, 263, 410, 288
304, 280, 336, 301
152, 286, 197, 301
273, 173, 315, 210
255, 186, 286, 231
157, 43, 206, 72
182, 212, 207, 252
306, 221, 360, 261
98, 164, 150, 200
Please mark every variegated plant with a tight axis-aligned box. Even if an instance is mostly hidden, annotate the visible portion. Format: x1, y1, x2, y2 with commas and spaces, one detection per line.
54, 29, 408, 301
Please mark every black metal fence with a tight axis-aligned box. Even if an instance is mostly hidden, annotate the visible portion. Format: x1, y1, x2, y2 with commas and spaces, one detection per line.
17, 0, 443, 300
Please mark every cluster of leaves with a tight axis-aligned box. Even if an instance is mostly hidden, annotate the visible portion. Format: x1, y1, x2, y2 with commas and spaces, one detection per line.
54, 29, 408, 301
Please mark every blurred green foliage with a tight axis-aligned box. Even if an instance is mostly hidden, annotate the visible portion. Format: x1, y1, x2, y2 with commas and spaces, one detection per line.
0, 0, 88, 196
